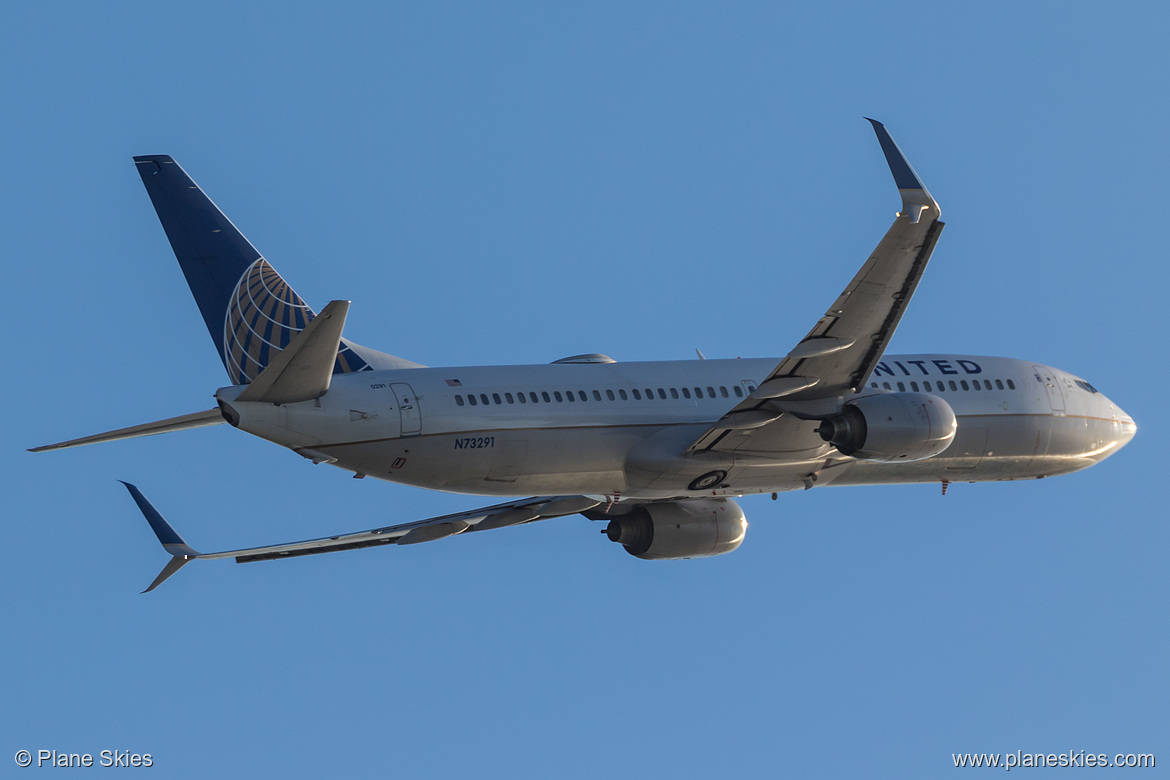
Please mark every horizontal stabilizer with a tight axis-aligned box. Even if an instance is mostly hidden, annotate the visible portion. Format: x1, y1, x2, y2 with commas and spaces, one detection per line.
29, 408, 224, 452
236, 300, 350, 404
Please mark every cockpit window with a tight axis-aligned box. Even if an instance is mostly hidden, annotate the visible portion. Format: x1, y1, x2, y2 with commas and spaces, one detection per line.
1075, 380, 1099, 394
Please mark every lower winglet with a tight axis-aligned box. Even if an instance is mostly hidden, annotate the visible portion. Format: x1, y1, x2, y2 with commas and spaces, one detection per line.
142, 556, 193, 594
119, 482, 200, 592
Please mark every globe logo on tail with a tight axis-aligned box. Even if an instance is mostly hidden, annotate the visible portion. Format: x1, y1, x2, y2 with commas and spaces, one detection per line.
222, 258, 368, 385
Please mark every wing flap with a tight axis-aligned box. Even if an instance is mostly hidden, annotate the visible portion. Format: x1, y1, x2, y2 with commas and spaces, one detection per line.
201, 496, 560, 562
121, 485, 597, 589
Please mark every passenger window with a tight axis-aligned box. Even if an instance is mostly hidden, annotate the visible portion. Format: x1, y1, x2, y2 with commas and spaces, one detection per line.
670, 388, 680, 399
518, 392, 527, 404
897, 382, 906, 392
565, 391, 575, 402
960, 380, 969, 391
530, 392, 540, 403
593, 390, 602, 401
481, 394, 490, 405
694, 387, 703, 398
995, 379, 1004, 390
707, 386, 716, 397
468, 394, 478, 406
949, 381, 958, 391
606, 389, 615, 401
493, 393, 502, 404
923, 381, 931, 391
554, 391, 563, 402
910, 381, 919, 391
579, 391, 587, 402
505, 393, 514, 404
1007, 379, 1016, 390
631, 389, 641, 400
658, 389, 668, 399
455, 395, 465, 406
682, 387, 691, 399
883, 382, 892, 390
733, 386, 743, 397
541, 391, 551, 403
645, 388, 654, 399
619, 389, 628, 400
871, 383, 878, 389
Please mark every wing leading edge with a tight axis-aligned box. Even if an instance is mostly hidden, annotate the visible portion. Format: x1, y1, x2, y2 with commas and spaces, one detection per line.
688, 119, 944, 454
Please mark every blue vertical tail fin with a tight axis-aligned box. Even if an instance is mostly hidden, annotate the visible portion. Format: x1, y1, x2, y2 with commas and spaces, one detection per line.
133, 156, 421, 383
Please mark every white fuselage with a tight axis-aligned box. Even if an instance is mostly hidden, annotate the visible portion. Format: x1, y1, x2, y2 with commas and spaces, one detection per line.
218, 354, 1136, 502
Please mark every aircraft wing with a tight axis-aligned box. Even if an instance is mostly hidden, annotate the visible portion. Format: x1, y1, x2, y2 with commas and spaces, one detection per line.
688, 120, 944, 454
121, 482, 602, 592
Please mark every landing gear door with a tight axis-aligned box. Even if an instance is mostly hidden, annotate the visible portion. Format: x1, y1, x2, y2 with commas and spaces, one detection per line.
391, 383, 422, 436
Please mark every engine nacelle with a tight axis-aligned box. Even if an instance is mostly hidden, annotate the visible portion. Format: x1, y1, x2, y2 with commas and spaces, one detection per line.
816, 392, 956, 462
604, 499, 747, 560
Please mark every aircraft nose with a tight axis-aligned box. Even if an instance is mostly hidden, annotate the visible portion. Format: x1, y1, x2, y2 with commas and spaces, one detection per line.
1107, 399, 1137, 450
1117, 409, 1137, 445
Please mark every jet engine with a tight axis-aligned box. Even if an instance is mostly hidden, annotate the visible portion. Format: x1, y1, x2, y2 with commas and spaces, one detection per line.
603, 498, 747, 560
815, 392, 956, 462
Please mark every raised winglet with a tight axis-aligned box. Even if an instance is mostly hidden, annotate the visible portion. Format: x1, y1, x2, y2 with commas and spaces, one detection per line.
119, 481, 200, 593
865, 118, 939, 223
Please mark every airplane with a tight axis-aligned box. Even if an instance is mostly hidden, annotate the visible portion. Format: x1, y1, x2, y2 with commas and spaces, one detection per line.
31, 120, 1137, 592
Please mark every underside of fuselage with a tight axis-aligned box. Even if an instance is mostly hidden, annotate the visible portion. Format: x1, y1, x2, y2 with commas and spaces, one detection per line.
308, 415, 1125, 500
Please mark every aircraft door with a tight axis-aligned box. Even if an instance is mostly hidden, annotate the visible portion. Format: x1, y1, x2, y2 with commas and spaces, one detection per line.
1031, 365, 1065, 413
391, 383, 422, 436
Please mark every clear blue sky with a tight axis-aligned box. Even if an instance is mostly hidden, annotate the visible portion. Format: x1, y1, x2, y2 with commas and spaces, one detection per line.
4, 2, 1166, 777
